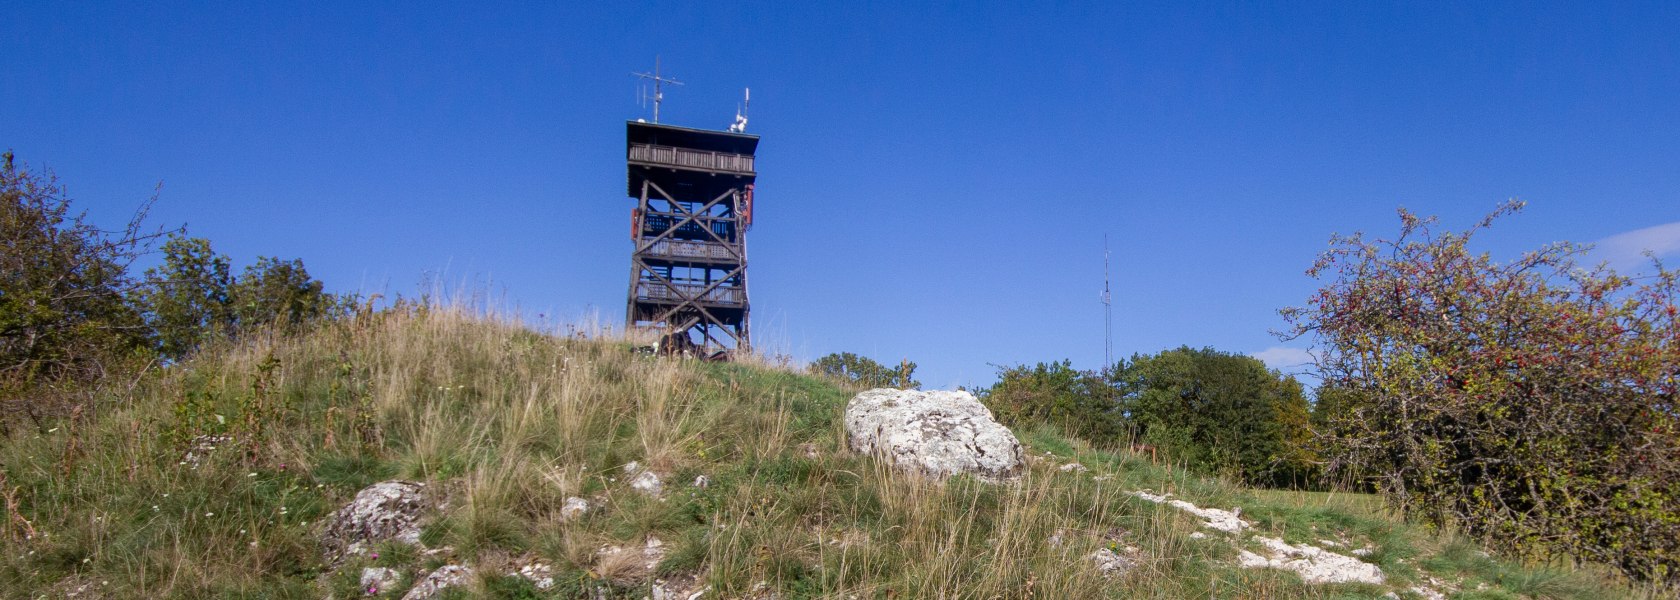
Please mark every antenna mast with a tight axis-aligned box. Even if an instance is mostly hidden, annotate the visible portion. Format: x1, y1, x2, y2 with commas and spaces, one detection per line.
632, 56, 683, 123
1103, 235, 1113, 372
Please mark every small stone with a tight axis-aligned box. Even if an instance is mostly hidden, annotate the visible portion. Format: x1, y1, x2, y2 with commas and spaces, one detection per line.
1058, 462, 1089, 473
402, 565, 473, 600
180, 434, 234, 469
517, 562, 556, 590
631, 470, 663, 496
1089, 548, 1135, 578
360, 567, 402, 595
561, 496, 590, 521
692, 475, 711, 488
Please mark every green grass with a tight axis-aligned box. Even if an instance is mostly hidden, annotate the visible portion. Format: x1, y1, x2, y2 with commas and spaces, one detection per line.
0, 305, 1662, 598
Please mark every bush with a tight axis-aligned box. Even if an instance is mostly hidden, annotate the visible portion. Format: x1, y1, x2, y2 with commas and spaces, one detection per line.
1115, 347, 1316, 487
983, 360, 1122, 441
1282, 201, 1680, 582
809, 352, 920, 389
0, 152, 167, 423
981, 351, 1315, 487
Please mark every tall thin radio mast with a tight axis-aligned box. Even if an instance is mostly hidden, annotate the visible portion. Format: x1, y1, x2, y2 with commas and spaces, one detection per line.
1103, 234, 1113, 371
632, 56, 683, 123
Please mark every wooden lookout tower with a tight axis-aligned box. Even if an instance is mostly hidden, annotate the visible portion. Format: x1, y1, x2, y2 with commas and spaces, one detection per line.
623, 121, 759, 357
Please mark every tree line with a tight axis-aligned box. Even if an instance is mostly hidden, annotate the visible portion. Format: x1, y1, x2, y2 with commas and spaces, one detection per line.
2, 153, 344, 429
808, 346, 1318, 489
981, 349, 1317, 489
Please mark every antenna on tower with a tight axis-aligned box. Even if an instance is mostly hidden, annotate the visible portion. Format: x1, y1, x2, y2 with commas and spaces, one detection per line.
1103, 234, 1114, 372
729, 87, 750, 133
631, 56, 683, 123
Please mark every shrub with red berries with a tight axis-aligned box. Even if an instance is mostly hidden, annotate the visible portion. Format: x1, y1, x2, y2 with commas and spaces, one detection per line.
1283, 200, 1679, 583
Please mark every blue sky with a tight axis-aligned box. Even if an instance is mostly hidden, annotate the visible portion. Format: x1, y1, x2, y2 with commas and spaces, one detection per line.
5, 2, 1679, 389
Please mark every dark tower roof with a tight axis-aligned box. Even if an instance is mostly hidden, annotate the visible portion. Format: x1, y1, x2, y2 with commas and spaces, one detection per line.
626, 121, 759, 156
625, 121, 758, 197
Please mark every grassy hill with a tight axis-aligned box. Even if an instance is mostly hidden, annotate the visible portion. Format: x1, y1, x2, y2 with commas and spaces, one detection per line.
0, 306, 1657, 598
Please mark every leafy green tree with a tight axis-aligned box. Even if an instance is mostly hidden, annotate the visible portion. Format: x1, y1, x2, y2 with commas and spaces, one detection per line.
139, 239, 341, 360
1114, 347, 1315, 486
983, 360, 1122, 441
138, 235, 233, 360
1282, 201, 1680, 582
1, 152, 166, 407
230, 256, 335, 331
810, 352, 920, 389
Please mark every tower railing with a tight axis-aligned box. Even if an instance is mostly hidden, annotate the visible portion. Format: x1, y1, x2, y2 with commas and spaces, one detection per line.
634, 281, 745, 306
629, 143, 755, 174
642, 239, 740, 262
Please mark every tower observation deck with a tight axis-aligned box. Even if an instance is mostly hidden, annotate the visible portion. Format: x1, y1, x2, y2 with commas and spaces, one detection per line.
623, 121, 758, 357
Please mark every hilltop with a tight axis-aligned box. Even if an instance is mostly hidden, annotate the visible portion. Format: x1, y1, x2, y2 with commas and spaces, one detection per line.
0, 306, 1655, 599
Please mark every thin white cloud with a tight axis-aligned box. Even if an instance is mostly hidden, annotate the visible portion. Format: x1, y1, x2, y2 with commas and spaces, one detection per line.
1251, 346, 1314, 371
1594, 221, 1680, 270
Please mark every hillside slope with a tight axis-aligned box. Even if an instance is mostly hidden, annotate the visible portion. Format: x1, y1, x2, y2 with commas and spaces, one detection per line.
0, 307, 1651, 599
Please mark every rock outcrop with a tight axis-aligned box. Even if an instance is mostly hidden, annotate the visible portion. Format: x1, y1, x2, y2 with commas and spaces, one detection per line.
401, 565, 473, 600
359, 567, 402, 595
844, 388, 1024, 480
321, 480, 430, 562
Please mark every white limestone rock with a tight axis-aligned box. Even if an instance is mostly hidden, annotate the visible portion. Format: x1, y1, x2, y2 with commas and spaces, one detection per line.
1129, 490, 1250, 533
1089, 548, 1136, 578
631, 470, 663, 496
359, 567, 402, 595
1240, 535, 1386, 585
401, 565, 473, 600
844, 388, 1024, 480
651, 572, 708, 600
517, 562, 556, 590
560, 496, 590, 521
321, 480, 429, 562
181, 434, 233, 469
